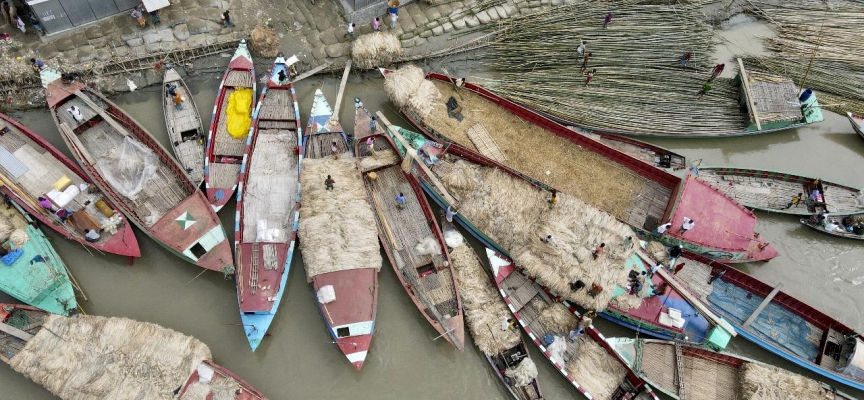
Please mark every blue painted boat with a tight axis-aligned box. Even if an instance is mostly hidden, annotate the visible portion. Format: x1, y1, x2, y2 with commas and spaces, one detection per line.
672, 251, 864, 391
0, 199, 77, 316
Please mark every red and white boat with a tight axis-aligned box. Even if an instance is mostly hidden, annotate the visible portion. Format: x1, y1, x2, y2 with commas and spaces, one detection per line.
234, 58, 301, 351
176, 360, 267, 400
205, 39, 256, 211
0, 112, 139, 258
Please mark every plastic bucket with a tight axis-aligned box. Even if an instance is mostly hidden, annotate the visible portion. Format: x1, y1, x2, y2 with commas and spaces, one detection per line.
799, 89, 813, 102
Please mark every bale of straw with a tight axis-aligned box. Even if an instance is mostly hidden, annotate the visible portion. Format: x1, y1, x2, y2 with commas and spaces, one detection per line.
0, 213, 13, 242
505, 358, 538, 387
738, 362, 828, 400
359, 149, 398, 172
451, 245, 521, 355
537, 302, 579, 334
565, 335, 628, 400
250, 25, 280, 57
298, 156, 382, 282
9, 229, 28, 247
9, 314, 211, 399
644, 240, 670, 264
383, 64, 425, 109
407, 79, 441, 120
351, 31, 404, 69
414, 236, 442, 256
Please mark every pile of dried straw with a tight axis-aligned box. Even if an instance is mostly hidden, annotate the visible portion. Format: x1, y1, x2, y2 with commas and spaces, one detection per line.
351, 32, 403, 69
644, 240, 670, 265
383, 64, 441, 119
359, 148, 398, 172
737, 362, 828, 400
450, 244, 520, 356
436, 159, 637, 310
9, 229, 28, 247
505, 358, 538, 387
537, 302, 579, 333
9, 314, 211, 399
250, 25, 280, 57
0, 213, 13, 242
565, 335, 628, 400
299, 156, 382, 281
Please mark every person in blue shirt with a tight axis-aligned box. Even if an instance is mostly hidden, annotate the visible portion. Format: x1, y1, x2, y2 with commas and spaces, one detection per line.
395, 192, 406, 209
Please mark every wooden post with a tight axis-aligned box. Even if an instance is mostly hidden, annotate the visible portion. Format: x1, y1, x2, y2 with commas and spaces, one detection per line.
743, 283, 783, 328
737, 58, 761, 131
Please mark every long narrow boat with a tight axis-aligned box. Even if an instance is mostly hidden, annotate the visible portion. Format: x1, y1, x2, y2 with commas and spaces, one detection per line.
162, 66, 205, 186
0, 112, 139, 257
0, 201, 76, 316
485, 249, 658, 399
390, 123, 735, 350
800, 218, 864, 241
847, 112, 864, 141
234, 58, 301, 351
0, 304, 267, 399
691, 166, 863, 216
444, 220, 542, 400
671, 251, 864, 391
43, 70, 235, 274
355, 130, 464, 351
385, 68, 776, 263
608, 338, 856, 400
205, 39, 256, 211
296, 95, 381, 369
567, 126, 686, 171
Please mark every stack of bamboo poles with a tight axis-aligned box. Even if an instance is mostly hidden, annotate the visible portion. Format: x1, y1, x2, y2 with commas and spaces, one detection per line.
746, 0, 864, 114
475, 0, 750, 134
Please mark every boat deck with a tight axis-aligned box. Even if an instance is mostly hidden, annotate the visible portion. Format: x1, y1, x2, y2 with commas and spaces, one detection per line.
674, 259, 824, 364
312, 268, 377, 361
639, 341, 739, 400
305, 132, 349, 159
164, 70, 204, 184
366, 166, 458, 322
237, 242, 289, 312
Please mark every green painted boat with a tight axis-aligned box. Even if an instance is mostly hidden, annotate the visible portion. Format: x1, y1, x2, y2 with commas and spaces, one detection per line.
0, 199, 77, 316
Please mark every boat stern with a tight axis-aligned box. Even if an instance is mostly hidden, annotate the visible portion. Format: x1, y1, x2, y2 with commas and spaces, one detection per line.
205, 186, 235, 212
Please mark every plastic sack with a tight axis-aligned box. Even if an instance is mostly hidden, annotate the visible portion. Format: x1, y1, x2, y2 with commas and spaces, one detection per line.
97, 136, 158, 199
317, 285, 336, 304
443, 229, 464, 248
227, 88, 253, 139
2, 249, 23, 265
414, 237, 442, 256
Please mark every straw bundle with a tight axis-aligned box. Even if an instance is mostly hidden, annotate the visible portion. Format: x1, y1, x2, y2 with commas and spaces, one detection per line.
565, 335, 628, 400
383, 65, 442, 119
359, 149, 398, 172
9, 229, 28, 247
298, 156, 382, 281
537, 302, 579, 333
250, 25, 280, 57
504, 358, 538, 387
435, 158, 637, 311
737, 362, 828, 400
0, 213, 13, 242
351, 32, 404, 69
644, 240, 670, 265
424, 81, 651, 220
451, 244, 521, 355
9, 314, 211, 399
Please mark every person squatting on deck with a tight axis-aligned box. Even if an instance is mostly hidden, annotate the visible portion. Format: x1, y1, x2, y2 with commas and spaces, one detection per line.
708, 268, 726, 284
221, 10, 234, 27
173, 92, 184, 110
344, 23, 355, 39
568, 310, 596, 341
325, 175, 335, 190
541, 234, 553, 244
395, 192, 406, 209
784, 193, 803, 209
587, 283, 603, 298
592, 243, 605, 259
37, 197, 54, 212
84, 229, 100, 243
501, 316, 517, 332
165, 83, 177, 98
652, 222, 672, 238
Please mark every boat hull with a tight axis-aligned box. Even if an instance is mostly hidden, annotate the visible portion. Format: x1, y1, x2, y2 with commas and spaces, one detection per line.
312, 268, 378, 370
847, 112, 864, 141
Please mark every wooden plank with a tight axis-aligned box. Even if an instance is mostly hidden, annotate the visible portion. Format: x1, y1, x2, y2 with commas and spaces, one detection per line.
743, 283, 783, 328
0, 321, 34, 341
291, 61, 333, 84
737, 58, 762, 131
72, 91, 131, 137
330, 60, 352, 123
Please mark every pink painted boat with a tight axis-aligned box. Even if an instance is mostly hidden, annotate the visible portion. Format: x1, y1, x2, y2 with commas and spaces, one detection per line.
234, 58, 301, 351
204, 40, 256, 211
43, 71, 234, 274
0, 112, 140, 258
176, 360, 267, 400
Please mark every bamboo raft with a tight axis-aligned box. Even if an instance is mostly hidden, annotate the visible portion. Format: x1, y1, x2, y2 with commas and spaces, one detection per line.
693, 167, 864, 216
162, 67, 205, 186
356, 133, 464, 350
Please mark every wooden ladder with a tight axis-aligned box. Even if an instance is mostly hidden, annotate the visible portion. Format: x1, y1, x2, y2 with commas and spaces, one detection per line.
675, 342, 687, 400
251, 244, 259, 294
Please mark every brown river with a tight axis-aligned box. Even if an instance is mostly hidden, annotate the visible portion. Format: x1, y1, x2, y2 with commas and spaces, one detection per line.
2, 24, 864, 400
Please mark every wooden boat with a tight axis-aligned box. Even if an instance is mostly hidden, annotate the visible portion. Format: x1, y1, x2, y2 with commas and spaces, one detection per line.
355, 130, 464, 351
608, 338, 856, 400
0, 201, 77, 316
393, 124, 736, 351
847, 112, 864, 141
485, 249, 658, 399
234, 58, 301, 351
671, 251, 864, 391
0, 304, 266, 399
390, 70, 777, 263
296, 96, 381, 369
443, 219, 542, 400
567, 126, 686, 171
0, 112, 140, 257
800, 218, 864, 241
162, 66, 205, 186
204, 39, 256, 211
43, 69, 235, 274
692, 166, 863, 216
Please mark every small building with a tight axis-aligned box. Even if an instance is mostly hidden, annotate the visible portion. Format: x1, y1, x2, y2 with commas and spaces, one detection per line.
25, 0, 168, 35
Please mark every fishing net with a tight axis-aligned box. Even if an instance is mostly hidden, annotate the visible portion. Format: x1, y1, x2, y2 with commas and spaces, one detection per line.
97, 136, 158, 199
565, 335, 627, 400
737, 362, 830, 400
6, 310, 28, 329
450, 244, 521, 356
298, 156, 382, 281
351, 31, 403, 69
9, 314, 211, 399
250, 25, 280, 57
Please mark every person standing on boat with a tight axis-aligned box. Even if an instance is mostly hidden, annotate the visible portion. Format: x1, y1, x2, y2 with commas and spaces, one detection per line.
603, 13, 612, 28
388, 5, 398, 29
678, 218, 695, 234
547, 190, 558, 209
366, 136, 376, 155
84, 229, 100, 243
369, 116, 377, 133
652, 222, 671, 238
445, 206, 457, 223
173, 92, 184, 110
331, 141, 339, 159
707, 268, 726, 284
569, 310, 595, 341
622, 235, 633, 250
783, 193, 803, 209
325, 175, 335, 191
587, 283, 603, 298
395, 192, 406, 209
649, 263, 663, 276
221, 10, 234, 27
67, 106, 84, 123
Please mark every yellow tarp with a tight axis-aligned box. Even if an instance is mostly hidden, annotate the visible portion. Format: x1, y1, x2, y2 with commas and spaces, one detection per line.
227, 88, 253, 139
